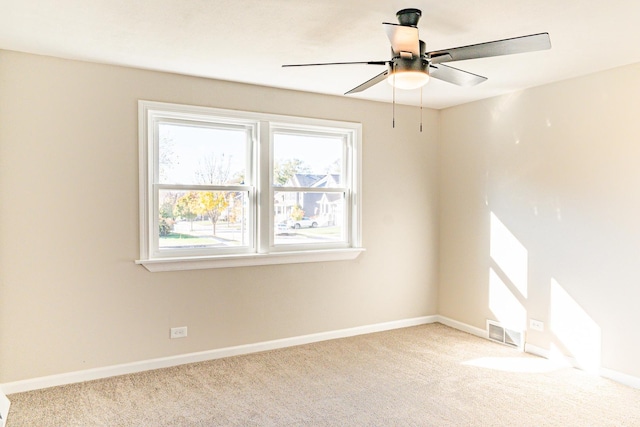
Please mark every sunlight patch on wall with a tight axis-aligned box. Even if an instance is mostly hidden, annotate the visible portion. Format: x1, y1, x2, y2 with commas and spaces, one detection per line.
489, 268, 526, 331
490, 212, 528, 298
489, 91, 523, 122
550, 278, 602, 372
548, 343, 577, 368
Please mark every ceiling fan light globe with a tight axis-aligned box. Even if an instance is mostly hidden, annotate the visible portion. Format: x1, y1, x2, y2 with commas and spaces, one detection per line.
387, 71, 430, 90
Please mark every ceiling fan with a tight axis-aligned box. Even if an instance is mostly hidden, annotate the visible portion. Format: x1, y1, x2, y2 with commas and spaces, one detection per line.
283, 8, 551, 95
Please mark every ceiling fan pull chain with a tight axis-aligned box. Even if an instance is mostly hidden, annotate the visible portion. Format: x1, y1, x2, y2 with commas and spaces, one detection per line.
392, 62, 396, 128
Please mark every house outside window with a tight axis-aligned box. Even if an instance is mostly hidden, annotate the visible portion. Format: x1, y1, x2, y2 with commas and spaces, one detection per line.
137, 101, 363, 271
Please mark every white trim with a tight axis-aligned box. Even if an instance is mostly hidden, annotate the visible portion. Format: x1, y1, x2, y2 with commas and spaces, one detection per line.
525, 343, 593, 372
0, 388, 9, 427
436, 315, 488, 339
523, 343, 550, 359
136, 247, 365, 272
438, 316, 640, 390
138, 100, 364, 271
6, 315, 638, 395
601, 367, 640, 389
0, 316, 437, 395
526, 343, 640, 389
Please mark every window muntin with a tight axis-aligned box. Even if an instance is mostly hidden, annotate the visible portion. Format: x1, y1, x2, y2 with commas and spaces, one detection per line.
139, 101, 362, 269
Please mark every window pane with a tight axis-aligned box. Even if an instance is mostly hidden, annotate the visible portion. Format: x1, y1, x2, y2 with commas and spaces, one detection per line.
159, 189, 250, 250
159, 123, 248, 185
273, 191, 345, 245
273, 133, 343, 187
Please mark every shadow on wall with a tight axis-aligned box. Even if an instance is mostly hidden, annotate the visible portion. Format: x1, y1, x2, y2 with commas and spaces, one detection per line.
488, 211, 602, 373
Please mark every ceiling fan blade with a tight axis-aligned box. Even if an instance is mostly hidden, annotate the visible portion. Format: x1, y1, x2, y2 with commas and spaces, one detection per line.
428, 32, 551, 64
383, 23, 420, 57
282, 61, 387, 67
429, 64, 487, 87
345, 69, 390, 95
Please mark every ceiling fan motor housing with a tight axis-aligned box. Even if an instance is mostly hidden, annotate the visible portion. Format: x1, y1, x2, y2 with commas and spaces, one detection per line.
396, 8, 422, 27
390, 57, 429, 75
388, 38, 429, 90
390, 40, 428, 74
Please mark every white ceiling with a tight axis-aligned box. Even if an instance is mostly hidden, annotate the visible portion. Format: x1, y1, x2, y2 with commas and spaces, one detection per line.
2, 0, 640, 109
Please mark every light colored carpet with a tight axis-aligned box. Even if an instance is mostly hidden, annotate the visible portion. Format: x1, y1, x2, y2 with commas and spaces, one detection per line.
7, 323, 640, 426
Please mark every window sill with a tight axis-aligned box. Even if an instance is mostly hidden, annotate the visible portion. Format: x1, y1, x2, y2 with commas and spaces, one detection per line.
136, 248, 365, 272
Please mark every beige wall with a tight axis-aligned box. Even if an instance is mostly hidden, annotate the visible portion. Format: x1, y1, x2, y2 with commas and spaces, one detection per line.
439, 63, 640, 377
0, 50, 440, 382
4, 47, 639, 384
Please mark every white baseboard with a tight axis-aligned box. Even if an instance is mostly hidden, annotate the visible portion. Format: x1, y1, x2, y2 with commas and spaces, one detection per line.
0, 388, 10, 427
4, 314, 638, 395
524, 343, 580, 370
523, 343, 549, 359
525, 344, 640, 388
443, 318, 640, 390
436, 315, 488, 339
0, 315, 438, 395
600, 368, 640, 389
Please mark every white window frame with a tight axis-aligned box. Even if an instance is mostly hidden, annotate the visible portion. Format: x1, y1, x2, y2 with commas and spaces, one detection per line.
268, 123, 355, 253
136, 101, 364, 272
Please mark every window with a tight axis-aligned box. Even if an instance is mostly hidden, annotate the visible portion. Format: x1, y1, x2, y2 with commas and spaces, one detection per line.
137, 101, 363, 271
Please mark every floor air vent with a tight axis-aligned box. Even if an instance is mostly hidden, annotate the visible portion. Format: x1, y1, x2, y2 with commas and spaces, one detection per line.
487, 320, 524, 350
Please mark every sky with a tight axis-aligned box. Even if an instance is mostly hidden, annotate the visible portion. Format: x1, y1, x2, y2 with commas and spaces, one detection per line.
159, 123, 343, 185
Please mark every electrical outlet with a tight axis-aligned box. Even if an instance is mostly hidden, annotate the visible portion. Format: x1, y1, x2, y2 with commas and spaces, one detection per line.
170, 326, 188, 339
529, 319, 544, 332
